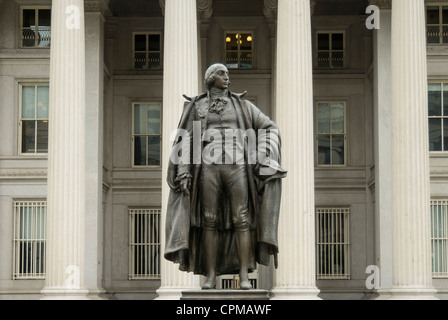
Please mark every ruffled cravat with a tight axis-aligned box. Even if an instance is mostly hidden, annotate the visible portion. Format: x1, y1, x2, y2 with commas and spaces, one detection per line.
209, 88, 229, 114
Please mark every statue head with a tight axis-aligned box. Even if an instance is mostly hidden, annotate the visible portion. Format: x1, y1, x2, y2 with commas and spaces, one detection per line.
204, 63, 230, 90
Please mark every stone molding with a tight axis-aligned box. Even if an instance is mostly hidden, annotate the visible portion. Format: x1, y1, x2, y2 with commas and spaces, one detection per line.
368, 0, 391, 9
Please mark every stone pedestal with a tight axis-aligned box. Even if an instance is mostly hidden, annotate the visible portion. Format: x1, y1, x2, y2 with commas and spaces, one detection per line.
181, 290, 270, 300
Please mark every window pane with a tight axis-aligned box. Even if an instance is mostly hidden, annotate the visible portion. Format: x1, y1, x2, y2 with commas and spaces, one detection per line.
22, 121, 36, 153
443, 7, 448, 24
134, 104, 147, 134
427, 6, 440, 24
318, 135, 331, 165
317, 51, 330, 68
429, 118, 442, 151
38, 9, 51, 27
22, 86, 36, 118
318, 103, 330, 133
332, 33, 344, 51
134, 136, 147, 166
444, 84, 448, 116
148, 52, 161, 69
148, 136, 161, 166
37, 86, 49, 118
148, 34, 160, 51
240, 52, 252, 68
428, 83, 442, 116
226, 51, 238, 69
23, 9, 35, 27
226, 33, 238, 51
147, 104, 161, 135
427, 26, 440, 44
332, 51, 344, 68
332, 135, 345, 165
134, 34, 146, 51
331, 103, 345, 133
317, 33, 330, 50
36, 120, 49, 153
240, 33, 252, 51
134, 52, 146, 69
444, 119, 448, 151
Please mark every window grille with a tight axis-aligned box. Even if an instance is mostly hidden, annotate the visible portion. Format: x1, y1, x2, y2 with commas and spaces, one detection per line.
132, 102, 162, 167
316, 31, 345, 69
426, 5, 448, 44
220, 273, 258, 289
13, 201, 47, 279
316, 208, 350, 280
316, 101, 346, 166
129, 208, 161, 280
431, 200, 448, 278
133, 32, 162, 70
20, 7, 51, 48
428, 82, 448, 152
225, 32, 253, 69
20, 84, 49, 154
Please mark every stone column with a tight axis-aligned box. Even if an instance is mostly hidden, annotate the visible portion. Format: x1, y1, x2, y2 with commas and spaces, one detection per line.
390, 0, 437, 300
156, 0, 201, 299
41, 0, 88, 299
84, 0, 108, 297
271, 0, 320, 300
370, 0, 393, 297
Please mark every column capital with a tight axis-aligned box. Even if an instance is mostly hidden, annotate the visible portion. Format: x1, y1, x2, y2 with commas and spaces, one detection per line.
264, 0, 317, 19
84, 0, 112, 17
159, 0, 213, 18
369, 0, 391, 9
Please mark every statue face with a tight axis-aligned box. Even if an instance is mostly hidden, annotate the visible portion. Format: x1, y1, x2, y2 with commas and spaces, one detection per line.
212, 66, 229, 90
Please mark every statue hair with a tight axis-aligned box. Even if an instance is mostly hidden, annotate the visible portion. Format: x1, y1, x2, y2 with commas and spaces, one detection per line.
204, 63, 230, 89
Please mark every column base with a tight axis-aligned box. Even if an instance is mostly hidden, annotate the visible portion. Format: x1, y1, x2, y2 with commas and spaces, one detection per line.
156, 287, 200, 300
388, 287, 439, 300
40, 288, 90, 300
270, 287, 321, 300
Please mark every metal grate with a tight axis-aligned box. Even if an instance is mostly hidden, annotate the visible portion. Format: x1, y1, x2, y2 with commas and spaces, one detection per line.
316, 208, 350, 280
431, 200, 448, 278
13, 201, 47, 280
221, 274, 258, 289
129, 208, 161, 280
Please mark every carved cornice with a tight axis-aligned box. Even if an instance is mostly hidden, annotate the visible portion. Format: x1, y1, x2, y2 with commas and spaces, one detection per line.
368, 0, 391, 9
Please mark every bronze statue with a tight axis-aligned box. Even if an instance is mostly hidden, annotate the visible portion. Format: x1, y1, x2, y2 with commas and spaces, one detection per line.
164, 63, 286, 290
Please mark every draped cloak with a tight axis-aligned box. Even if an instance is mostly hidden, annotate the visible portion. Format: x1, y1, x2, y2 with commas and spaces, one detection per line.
164, 90, 287, 276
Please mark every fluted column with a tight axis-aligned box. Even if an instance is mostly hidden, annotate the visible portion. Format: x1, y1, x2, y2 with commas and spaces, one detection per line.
271, 0, 320, 300
371, 0, 393, 297
41, 0, 87, 299
156, 0, 201, 299
390, 0, 437, 300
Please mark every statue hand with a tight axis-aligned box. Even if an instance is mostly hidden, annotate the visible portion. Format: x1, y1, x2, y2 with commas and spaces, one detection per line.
179, 176, 191, 196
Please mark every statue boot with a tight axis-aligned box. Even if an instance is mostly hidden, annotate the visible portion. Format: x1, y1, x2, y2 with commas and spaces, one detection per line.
236, 230, 252, 290
202, 229, 218, 290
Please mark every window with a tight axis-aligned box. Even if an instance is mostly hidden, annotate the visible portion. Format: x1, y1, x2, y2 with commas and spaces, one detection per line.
129, 208, 161, 280
133, 32, 162, 70
428, 82, 448, 151
316, 101, 346, 166
20, 84, 49, 154
225, 32, 253, 69
316, 208, 350, 280
431, 200, 448, 278
316, 31, 345, 68
20, 7, 51, 48
132, 102, 161, 167
13, 201, 46, 280
426, 4, 448, 44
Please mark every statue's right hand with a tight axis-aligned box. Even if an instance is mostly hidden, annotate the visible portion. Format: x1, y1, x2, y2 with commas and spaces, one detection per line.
179, 176, 191, 196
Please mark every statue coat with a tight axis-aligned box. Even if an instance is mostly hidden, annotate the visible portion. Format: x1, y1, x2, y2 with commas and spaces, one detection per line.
164, 90, 286, 276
